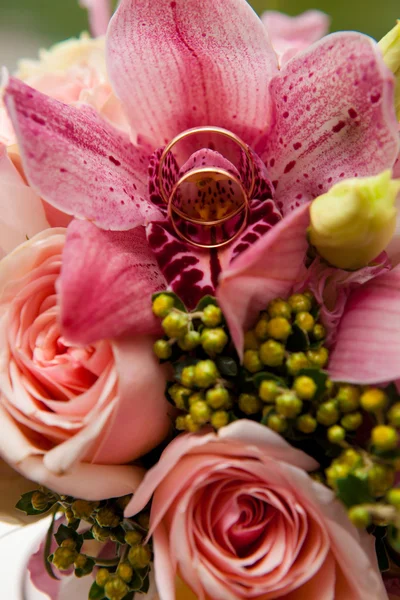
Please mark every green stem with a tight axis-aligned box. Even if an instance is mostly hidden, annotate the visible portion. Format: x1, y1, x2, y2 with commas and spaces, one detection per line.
44, 506, 60, 581
90, 557, 120, 567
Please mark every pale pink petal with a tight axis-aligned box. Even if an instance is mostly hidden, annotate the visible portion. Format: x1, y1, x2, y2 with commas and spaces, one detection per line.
106, 0, 278, 148
328, 264, 400, 384
93, 336, 171, 464
217, 203, 310, 359
262, 10, 330, 66
257, 33, 399, 215
4, 77, 163, 230
0, 145, 49, 254
80, 0, 112, 37
58, 220, 165, 345
153, 524, 177, 600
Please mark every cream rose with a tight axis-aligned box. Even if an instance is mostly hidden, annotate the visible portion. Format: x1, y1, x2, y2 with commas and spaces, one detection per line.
0, 229, 171, 499
127, 421, 388, 600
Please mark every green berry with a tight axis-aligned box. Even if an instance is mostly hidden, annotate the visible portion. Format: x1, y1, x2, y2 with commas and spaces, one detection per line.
243, 349, 263, 373
371, 425, 399, 451
275, 392, 303, 418
206, 387, 230, 410
336, 385, 360, 413
243, 330, 259, 350
175, 416, 187, 431
259, 340, 285, 367
162, 311, 189, 338
239, 393, 262, 415
255, 318, 270, 342
307, 347, 329, 368
388, 403, 400, 427
288, 293, 312, 314
61, 539, 76, 550
266, 317, 292, 341
312, 323, 326, 341
117, 562, 133, 583
31, 491, 50, 512
341, 412, 363, 431
178, 330, 201, 351
181, 366, 196, 388
317, 401, 339, 426
152, 294, 175, 318
286, 352, 309, 375
169, 384, 191, 409
96, 507, 120, 529
267, 413, 288, 433
153, 339, 172, 360
368, 464, 395, 497
71, 499, 99, 521
259, 380, 279, 403
202, 305, 222, 327
326, 463, 350, 489
339, 448, 362, 469
211, 410, 229, 430
74, 554, 87, 570
386, 488, 400, 507
194, 360, 219, 388
104, 576, 129, 600
128, 545, 152, 569
92, 524, 112, 542
295, 312, 315, 333
327, 425, 346, 444
360, 388, 388, 412
188, 391, 205, 406
190, 400, 212, 425
201, 328, 228, 355
293, 376, 317, 400
348, 506, 371, 528
296, 414, 317, 434
52, 547, 78, 571
124, 530, 143, 546
184, 414, 201, 432
96, 568, 110, 587
268, 298, 292, 319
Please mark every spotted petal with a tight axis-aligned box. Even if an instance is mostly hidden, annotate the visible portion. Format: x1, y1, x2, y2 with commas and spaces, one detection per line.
257, 33, 399, 215
328, 264, 400, 384
59, 221, 166, 345
4, 77, 163, 230
217, 203, 310, 359
107, 0, 278, 148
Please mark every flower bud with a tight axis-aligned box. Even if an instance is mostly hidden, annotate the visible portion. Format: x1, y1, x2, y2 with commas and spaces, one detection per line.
169, 384, 191, 409
268, 298, 292, 319
52, 547, 78, 571
117, 562, 133, 583
312, 323, 326, 341
104, 576, 129, 600
309, 171, 400, 270
368, 464, 395, 497
360, 388, 388, 413
194, 360, 219, 388
266, 317, 292, 341
184, 414, 201, 432
190, 400, 212, 425
371, 425, 399, 451
178, 330, 201, 351
206, 387, 230, 409
181, 366, 196, 389
267, 413, 288, 434
152, 294, 175, 318
387, 488, 400, 507
286, 352, 309, 375
295, 312, 314, 333
307, 347, 329, 368
327, 425, 346, 444
340, 411, 363, 431
348, 506, 371, 529
201, 305, 222, 327
243, 349, 263, 373
293, 376, 317, 400
288, 294, 312, 314
92, 524, 112, 542
259, 380, 279, 403
96, 507, 120, 529
71, 499, 99, 521
153, 339, 172, 360
211, 410, 229, 430
239, 393, 262, 415
255, 318, 269, 342
259, 340, 285, 367
275, 393, 303, 418
317, 400, 339, 426
128, 544, 152, 569
201, 328, 228, 355
96, 568, 110, 587
162, 311, 189, 339
379, 21, 400, 118
336, 385, 360, 413
74, 554, 87, 570
296, 414, 317, 434
31, 491, 51, 512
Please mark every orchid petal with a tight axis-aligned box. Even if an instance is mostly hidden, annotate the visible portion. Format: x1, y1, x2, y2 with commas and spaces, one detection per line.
257, 32, 399, 215
107, 0, 278, 148
80, 0, 112, 37
261, 10, 330, 66
217, 203, 310, 359
58, 220, 165, 345
328, 264, 400, 384
4, 77, 163, 230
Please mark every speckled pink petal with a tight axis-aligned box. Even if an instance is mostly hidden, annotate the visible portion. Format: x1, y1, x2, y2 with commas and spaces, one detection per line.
58, 220, 166, 345
217, 203, 310, 359
106, 0, 278, 148
328, 264, 400, 384
80, 0, 112, 37
261, 10, 330, 66
257, 32, 399, 215
4, 77, 162, 230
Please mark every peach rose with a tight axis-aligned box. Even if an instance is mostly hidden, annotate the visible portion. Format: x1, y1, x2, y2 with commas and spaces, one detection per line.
127, 421, 388, 600
0, 229, 171, 499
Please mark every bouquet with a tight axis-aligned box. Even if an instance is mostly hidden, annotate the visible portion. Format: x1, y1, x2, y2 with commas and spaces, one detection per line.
1, 1, 400, 598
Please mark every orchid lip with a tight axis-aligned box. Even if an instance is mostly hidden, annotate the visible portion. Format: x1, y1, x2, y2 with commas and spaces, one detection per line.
158, 126, 256, 249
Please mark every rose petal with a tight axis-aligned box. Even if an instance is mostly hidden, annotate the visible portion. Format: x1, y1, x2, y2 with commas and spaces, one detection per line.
217, 203, 310, 359
257, 32, 399, 215
328, 264, 400, 384
58, 220, 165, 345
107, 0, 278, 148
4, 77, 163, 230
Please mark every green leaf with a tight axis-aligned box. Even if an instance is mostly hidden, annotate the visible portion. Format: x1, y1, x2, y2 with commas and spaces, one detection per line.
130, 570, 144, 591
122, 593, 135, 600
297, 368, 328, 399
376, 536, 390, 572
216, 356, 238, 378
75, 557, 95, 578
82, 530, 94, 540
152, 291, 187, 313
54, 524, 83, 552
110, 525, 126, 544
286, 324, 309, 352
89, 581, 105, 600
15, 491, 55, 516
336, 474, 374, 508
194, 295, 219, 312
253, 371, 287, 388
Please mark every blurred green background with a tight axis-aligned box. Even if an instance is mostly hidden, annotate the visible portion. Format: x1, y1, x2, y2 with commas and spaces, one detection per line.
0, 0, 399, 69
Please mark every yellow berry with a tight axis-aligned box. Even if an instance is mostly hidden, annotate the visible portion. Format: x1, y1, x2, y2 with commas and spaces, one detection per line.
96, 568, 110, 587
259, 380, 279, 403
386, 488, 400, 507
117, 562, 133, 583
128, 545, 152, 569
307, 347, 329, 368
181, 366, 196, 388
368, 464, 395, 497
340, 412, 363, 431
360, 388, 388, 412
293, 376, 317, 400
169, 384, 191, 409
201, 328, 228, 355
336, 385, 360, 413
153, 339, 172, 360
259, 340, 285, 367
104, 576, 129, 600
268, 299, 292, 319
202, 305, 222, 327
266, 317, 292, 341
175, 415, 187, 431
348, 506, 371, 528
288, 293, 312, 313
243, 349, 263, 373
286, 352, 309, 375
194, 360, 219, 388
327, 425, 346, 444
243, 330, 259, 350
124, 530, 143, 546
178, 330, 201, 351
296, 414, 317, 434
317, 401, 339, 426
275, 393, 303, 418
371, 425, 399, 451
326, 463, 350, 489
255, 318, 270, 342
190, 400, 212, 425
295, 312, 315, 333
206, 387, 230, 410
162, 312, 188, 338
267, 414, 288, 433
184, 414, 201, 432
52, 547, 78, 571
388, 403, 400, 427
312, 323, 326, 341
339, 448, 362, 468
211, 411, 229, 430
239, 393, 262, 415
152, 294, 175, 318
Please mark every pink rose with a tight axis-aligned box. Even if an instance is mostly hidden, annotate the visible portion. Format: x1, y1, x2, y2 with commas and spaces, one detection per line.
0, 229, 171, 499
128, 421, 387, 600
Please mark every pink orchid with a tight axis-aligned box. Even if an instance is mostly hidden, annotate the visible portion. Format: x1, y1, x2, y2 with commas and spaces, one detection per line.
261, 9, 330, 66
4, 0, 398, 347
80, 0, 112, 37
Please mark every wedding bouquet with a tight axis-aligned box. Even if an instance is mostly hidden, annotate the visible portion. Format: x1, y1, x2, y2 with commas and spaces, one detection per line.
2, 0, 400, 598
